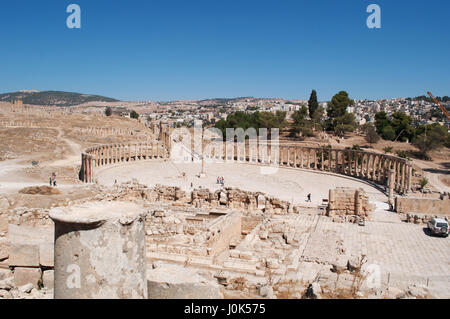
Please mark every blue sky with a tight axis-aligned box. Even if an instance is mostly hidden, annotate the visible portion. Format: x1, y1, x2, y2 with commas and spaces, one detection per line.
0, 0, 449, 101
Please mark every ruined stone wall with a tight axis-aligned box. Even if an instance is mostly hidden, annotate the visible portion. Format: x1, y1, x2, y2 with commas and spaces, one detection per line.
395, 196, 450, 215
327, 188, 374, 220
207, 212, 242, 255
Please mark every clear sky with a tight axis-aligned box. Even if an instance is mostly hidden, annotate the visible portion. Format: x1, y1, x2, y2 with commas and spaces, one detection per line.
0, 0, 449, 101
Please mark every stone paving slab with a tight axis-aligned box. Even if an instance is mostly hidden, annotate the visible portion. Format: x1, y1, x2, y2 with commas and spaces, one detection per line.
296, 210, 450, 297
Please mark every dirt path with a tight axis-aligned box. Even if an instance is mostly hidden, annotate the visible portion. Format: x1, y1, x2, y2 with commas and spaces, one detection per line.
0, 128, 83, 193
413, 159, 450, 193
48, 128, 83, 167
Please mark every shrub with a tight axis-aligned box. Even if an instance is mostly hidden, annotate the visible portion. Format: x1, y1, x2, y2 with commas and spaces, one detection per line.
395, 150, 409, 159
130, 110, 139, 119
420, 177, 429, 190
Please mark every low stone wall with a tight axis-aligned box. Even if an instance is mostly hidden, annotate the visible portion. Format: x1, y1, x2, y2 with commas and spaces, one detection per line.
207, 212, 242, 255
405, 213, 449, 225
395, 196, 450, 215
326, 188, 374, 220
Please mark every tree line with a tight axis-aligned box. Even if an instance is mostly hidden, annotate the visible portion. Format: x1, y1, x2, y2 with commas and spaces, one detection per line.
215, 89, 449, 159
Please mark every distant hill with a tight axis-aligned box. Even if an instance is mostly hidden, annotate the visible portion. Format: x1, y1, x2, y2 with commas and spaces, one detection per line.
0, 90, 119, 106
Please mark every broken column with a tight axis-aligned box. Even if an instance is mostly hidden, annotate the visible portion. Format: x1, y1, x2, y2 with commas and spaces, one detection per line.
50, 201, 148, 299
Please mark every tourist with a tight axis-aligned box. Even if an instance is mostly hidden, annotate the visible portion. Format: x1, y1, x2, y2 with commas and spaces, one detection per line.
307, 193, 311, 202
49, 177, 52, 186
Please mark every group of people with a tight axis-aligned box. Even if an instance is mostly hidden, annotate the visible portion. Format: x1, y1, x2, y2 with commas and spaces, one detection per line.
216, 176, 225, 186
49, 173, 57, 187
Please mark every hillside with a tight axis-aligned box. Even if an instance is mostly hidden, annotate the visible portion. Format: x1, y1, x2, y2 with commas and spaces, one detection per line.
0, 90, 119, 107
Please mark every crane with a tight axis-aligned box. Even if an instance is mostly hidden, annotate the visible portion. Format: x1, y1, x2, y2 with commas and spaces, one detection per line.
427, 91, 450, 121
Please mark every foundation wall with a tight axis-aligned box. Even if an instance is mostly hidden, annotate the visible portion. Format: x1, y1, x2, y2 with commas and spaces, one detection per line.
207, 212, 242, 255
395, 197, 450, 215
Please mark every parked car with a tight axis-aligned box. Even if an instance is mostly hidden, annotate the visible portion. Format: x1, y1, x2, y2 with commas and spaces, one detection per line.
427, 218, 449, 237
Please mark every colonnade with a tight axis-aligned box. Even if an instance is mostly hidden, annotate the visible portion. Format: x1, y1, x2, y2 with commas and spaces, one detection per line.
80, 142, 168, 183
80, 142, 412, 194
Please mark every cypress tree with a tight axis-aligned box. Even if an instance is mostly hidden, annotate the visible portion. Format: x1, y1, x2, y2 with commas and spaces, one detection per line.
308, 89, 319, 119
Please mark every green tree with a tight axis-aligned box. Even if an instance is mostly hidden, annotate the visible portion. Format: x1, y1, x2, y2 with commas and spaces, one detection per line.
105, 107, 112, 117
363, 123, 380, 144
333, 113, 357, 136
390, 112, 414, 142
290, 106, 314, 137
214, 111, 286, 140
413, 124, 449, 158
374, 111, 391, 135
308, 90, 319, 119
130, 110, 139, 119
326, 91, 355, 134
381, 125, 396, 141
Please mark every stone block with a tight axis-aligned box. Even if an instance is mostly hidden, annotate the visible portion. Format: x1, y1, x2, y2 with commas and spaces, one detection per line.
9, 244, 40, 267
39, 243, 54, 267
42, 270, 54, 289
0, 237, 10, 261
0, 214, 8, 234
13, 267, 41, 287
147, 265, 223, 299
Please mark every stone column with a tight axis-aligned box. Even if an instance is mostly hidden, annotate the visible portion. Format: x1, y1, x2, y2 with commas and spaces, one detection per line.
370, 155, 375, 181
321, 150, 324, 171
284, 147, 288, 166
81, 154, 86, 182
378, 156, 383, 182
294, 147, 298, 167
406, 161, 412, 194
306, 149, 311, 169
300, 148, 303, 168
290, 147, 294, 167
328, 149, 332, 171
86, 155, 91, 183
89, 156, 93, 183
335, 151, 339, 173
395, 161, 400, 192
365, 154, 370, 179
50, 202, 148, 299
313, 149, 317, 170
335, 151, 340, 173
388, 169, 395, 211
